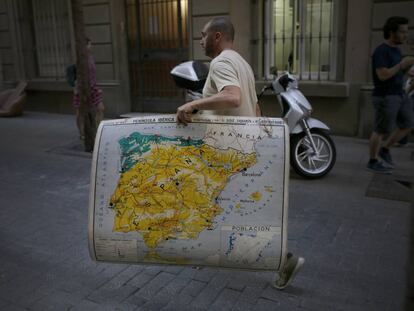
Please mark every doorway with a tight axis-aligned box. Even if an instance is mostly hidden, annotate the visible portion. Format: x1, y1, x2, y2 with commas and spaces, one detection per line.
126, 0, 189, 112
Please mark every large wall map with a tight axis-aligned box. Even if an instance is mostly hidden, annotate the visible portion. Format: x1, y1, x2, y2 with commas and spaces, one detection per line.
88, 115, 289, 271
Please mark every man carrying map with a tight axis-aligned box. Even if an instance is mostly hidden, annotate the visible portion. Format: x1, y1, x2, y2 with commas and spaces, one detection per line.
176, 17, 304, 290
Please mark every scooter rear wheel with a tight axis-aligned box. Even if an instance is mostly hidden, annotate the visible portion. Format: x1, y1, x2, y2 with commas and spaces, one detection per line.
290, 129, 336, 179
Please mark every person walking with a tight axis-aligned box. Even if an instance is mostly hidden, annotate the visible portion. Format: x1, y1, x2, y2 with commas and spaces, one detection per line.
72, 38, 104, 140
367, 16, 414, 173
176, 17, 304, 290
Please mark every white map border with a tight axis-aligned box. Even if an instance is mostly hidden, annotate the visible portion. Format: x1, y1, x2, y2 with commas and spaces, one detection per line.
88, 114, 290, 272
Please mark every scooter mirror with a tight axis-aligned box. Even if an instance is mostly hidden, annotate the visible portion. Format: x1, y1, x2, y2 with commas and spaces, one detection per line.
278, 74, 291, 90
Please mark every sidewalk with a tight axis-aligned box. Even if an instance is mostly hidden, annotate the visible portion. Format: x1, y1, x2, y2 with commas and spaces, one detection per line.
0, 112, 412, 311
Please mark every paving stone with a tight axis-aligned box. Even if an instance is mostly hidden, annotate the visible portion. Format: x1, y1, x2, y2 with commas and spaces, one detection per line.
11, 284, 57, 309
189, 273, 229, 310
253, 298, 280, 311
144, 265, 164, 276
180, 280, 207, 297
225, 281, 245, 292
70, 262, 128, 289
68, 299, 101, 311
192, 268, 219, 283
209, 288, 241, 311
140, 276, 190, 309
87, 266, 144, 303
55, 280, 95, 301
0, 304, 28, 311
87, 284, 138, 304
260, 285, 286, 302
127, 272, 158, 289
225, 272, 264, 292
177, 267, 197, 279
229, 300, 257, 311
235, 285, 264, 305
106, 265, 145, 287
162, 265, 185, 275
162, 292, 194, 311
123, 294, 148, 308
0, 272, 45, 303
298, 287, 351, 311
27, 290, 76, 311
0, 300, 9, 309
366, 174, 414, 203
135, 272, 176, 300
96, 301, 139, 311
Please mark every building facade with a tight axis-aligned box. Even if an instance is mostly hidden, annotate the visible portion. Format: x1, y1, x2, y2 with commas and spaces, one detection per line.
0, 0, 413, 136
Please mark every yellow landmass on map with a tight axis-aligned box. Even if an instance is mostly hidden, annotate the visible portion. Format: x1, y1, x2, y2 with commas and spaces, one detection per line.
109, 143, 256, 249
249, 191, 262, 202
144, 251, 188, 264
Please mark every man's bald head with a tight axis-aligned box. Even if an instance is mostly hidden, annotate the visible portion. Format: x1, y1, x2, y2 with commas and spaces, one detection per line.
205, 17, 235, 42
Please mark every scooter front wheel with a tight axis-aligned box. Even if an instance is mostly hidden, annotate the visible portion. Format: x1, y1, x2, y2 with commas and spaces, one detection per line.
290, 129, 336, 179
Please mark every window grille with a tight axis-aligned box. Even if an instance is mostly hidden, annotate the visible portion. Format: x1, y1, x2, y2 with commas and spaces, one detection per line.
264, 0, 338, 81
32, 0, 71, 79
126, 0, 189, 101
17, 0, 72, 80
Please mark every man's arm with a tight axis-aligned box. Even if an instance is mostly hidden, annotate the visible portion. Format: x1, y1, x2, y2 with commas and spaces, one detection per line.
376, 56, 414, 81
177, 85, 241, 124
376, 63, 402, 81
256, 103, 262, 117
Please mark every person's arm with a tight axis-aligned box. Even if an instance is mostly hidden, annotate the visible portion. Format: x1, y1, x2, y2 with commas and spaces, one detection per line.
376, 63, 402, 81
255, 103, 262, 117
177, 85, 241, 124
376, 56, 414, 81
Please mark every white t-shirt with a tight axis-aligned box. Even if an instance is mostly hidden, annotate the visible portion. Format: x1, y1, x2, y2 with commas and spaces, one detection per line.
202, 49, 257, 117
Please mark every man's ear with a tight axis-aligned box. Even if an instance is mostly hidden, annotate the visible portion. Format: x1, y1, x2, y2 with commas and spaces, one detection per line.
214, 32, 222, 41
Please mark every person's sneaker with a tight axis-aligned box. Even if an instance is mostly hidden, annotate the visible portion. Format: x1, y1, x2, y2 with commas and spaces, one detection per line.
378, 147, 394, 168
366, 160, 392, 174
273, 253, 305, 290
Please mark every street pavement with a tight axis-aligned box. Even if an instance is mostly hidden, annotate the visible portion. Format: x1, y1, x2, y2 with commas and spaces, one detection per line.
0, 112, 413, 311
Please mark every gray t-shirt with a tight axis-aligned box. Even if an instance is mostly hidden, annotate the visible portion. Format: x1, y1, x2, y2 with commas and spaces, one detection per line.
202, 49, 257, 117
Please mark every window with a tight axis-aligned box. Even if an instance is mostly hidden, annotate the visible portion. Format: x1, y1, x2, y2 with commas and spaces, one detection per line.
17, 0, 72, 80
262, 0, 339, 81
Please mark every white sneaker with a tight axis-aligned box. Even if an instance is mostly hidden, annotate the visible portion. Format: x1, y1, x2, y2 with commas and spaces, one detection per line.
273, 253, 305, 290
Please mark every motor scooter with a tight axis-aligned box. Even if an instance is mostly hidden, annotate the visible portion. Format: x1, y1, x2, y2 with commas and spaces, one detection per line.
170, 61, 336, 179
257, 72, 336, 178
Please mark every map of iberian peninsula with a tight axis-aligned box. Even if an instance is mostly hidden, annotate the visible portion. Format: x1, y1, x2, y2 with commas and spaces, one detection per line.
109, 132, 257, 249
